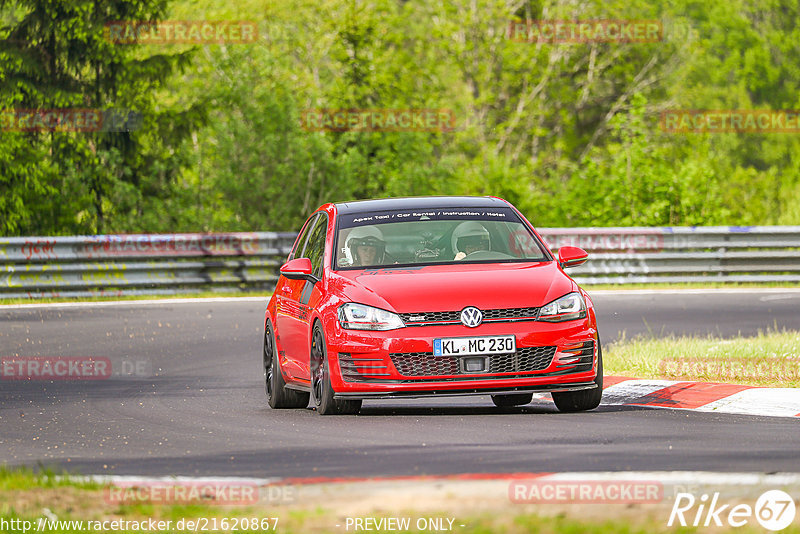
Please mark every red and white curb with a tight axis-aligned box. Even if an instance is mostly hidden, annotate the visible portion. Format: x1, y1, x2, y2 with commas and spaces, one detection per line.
76, 471, 800, 497
74, 472, 800, 509
62, 467, 798, 494
598, 376, 800, 418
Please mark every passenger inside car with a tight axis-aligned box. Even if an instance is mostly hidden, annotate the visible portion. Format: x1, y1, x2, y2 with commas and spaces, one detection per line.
451, 221, 491, 260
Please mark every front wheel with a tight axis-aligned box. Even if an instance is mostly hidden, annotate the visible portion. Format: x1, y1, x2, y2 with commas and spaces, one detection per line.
310, 325, 361, 415
552, 339, 604, 413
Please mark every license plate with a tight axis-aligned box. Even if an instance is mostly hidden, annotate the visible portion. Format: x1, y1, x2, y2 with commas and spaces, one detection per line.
433, 335, 515, 356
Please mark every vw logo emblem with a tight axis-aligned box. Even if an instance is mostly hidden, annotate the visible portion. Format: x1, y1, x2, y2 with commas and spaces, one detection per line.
460, 306, 483, 328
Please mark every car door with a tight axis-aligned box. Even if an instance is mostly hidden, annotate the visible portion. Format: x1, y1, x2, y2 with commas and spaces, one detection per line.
275, 213, 320, 381
293, 212, 328, 379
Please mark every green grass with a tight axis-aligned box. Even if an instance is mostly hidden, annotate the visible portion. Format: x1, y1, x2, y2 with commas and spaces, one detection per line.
0, 468, 688, 534
0, 511, 684, 534
4, 464, 800, 533
3, 497, 798, 533
0, 466, 100, 491
605, 329, 800, 387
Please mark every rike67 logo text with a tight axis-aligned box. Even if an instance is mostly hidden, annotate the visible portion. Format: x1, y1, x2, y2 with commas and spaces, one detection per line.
669, 490, 796, 531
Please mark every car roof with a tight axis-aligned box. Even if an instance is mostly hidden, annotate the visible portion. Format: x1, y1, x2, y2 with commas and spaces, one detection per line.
334, 196, 509, 215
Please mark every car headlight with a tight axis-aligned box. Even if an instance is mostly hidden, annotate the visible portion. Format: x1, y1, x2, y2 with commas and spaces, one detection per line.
539, 292, 587, 322
338, 303, 406, 331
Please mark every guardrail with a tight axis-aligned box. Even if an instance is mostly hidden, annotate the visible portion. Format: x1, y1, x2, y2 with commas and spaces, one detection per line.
539, 226, 800, 284
0, 233, 297, 299
1, 226, 799, 298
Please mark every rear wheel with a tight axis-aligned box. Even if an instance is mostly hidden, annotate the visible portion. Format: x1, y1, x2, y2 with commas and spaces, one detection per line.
552, 339, 603, 413
264, 320, 309, 409
310, 324, 361, 415
491, 393, 533, 407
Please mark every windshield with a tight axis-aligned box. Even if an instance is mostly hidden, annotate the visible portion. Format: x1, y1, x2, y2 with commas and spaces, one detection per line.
334, 207, 550, 269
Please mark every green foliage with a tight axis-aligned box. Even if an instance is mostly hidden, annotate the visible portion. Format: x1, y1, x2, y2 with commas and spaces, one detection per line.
0, 0, 203, 235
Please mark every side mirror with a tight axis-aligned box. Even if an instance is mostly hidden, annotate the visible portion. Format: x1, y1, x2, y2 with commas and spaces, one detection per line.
558, 246, 588, 269
279, 258, 318, 282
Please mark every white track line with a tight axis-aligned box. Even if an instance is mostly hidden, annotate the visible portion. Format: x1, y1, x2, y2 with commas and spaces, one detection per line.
696, 388, 800, 417
599, 379, 800, 418
600, 380, 680, 404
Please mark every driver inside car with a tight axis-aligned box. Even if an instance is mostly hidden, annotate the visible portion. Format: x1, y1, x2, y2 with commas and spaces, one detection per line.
346, 226, 387, 266
452, 221, 491, 260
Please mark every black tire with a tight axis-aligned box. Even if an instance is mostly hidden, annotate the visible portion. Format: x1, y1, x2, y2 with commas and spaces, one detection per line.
310, 324, 361, 415
491, 393, 534, 407
264, 320, 309, 409
552, 339, 604, 413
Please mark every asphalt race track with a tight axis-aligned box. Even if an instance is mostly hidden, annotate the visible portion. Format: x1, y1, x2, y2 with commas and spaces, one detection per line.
1, 290, 799, 478
593, 289, 800, 340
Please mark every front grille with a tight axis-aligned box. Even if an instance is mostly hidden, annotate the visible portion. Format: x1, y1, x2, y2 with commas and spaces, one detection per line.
399, 311, 461, 323
489, 346, 557, 373
484, 307, 540, 320
390, 346, 556, 377
400, 306, 540, 326
390, 352, 460, 376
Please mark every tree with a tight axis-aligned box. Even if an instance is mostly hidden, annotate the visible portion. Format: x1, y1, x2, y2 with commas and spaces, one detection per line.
0, 0, 204, 235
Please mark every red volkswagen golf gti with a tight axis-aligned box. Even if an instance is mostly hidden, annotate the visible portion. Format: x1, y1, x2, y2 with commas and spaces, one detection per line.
263, 196, 601, 415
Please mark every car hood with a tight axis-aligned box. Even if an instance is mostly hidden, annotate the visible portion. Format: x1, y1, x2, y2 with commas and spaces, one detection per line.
333, 262, 575, 312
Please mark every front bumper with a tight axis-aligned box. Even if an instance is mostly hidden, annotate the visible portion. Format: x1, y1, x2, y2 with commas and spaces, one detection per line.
326, 316, 598, 398
334, 381, 598, 400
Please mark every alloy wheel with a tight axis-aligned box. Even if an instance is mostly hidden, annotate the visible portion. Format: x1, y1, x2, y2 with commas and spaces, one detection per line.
264, 324, 274, 397
311, 329, 325, 406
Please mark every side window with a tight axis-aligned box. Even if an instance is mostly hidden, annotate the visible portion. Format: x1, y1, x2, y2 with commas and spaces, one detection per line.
289, 214, 320, 261
305, 214, 328, 278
